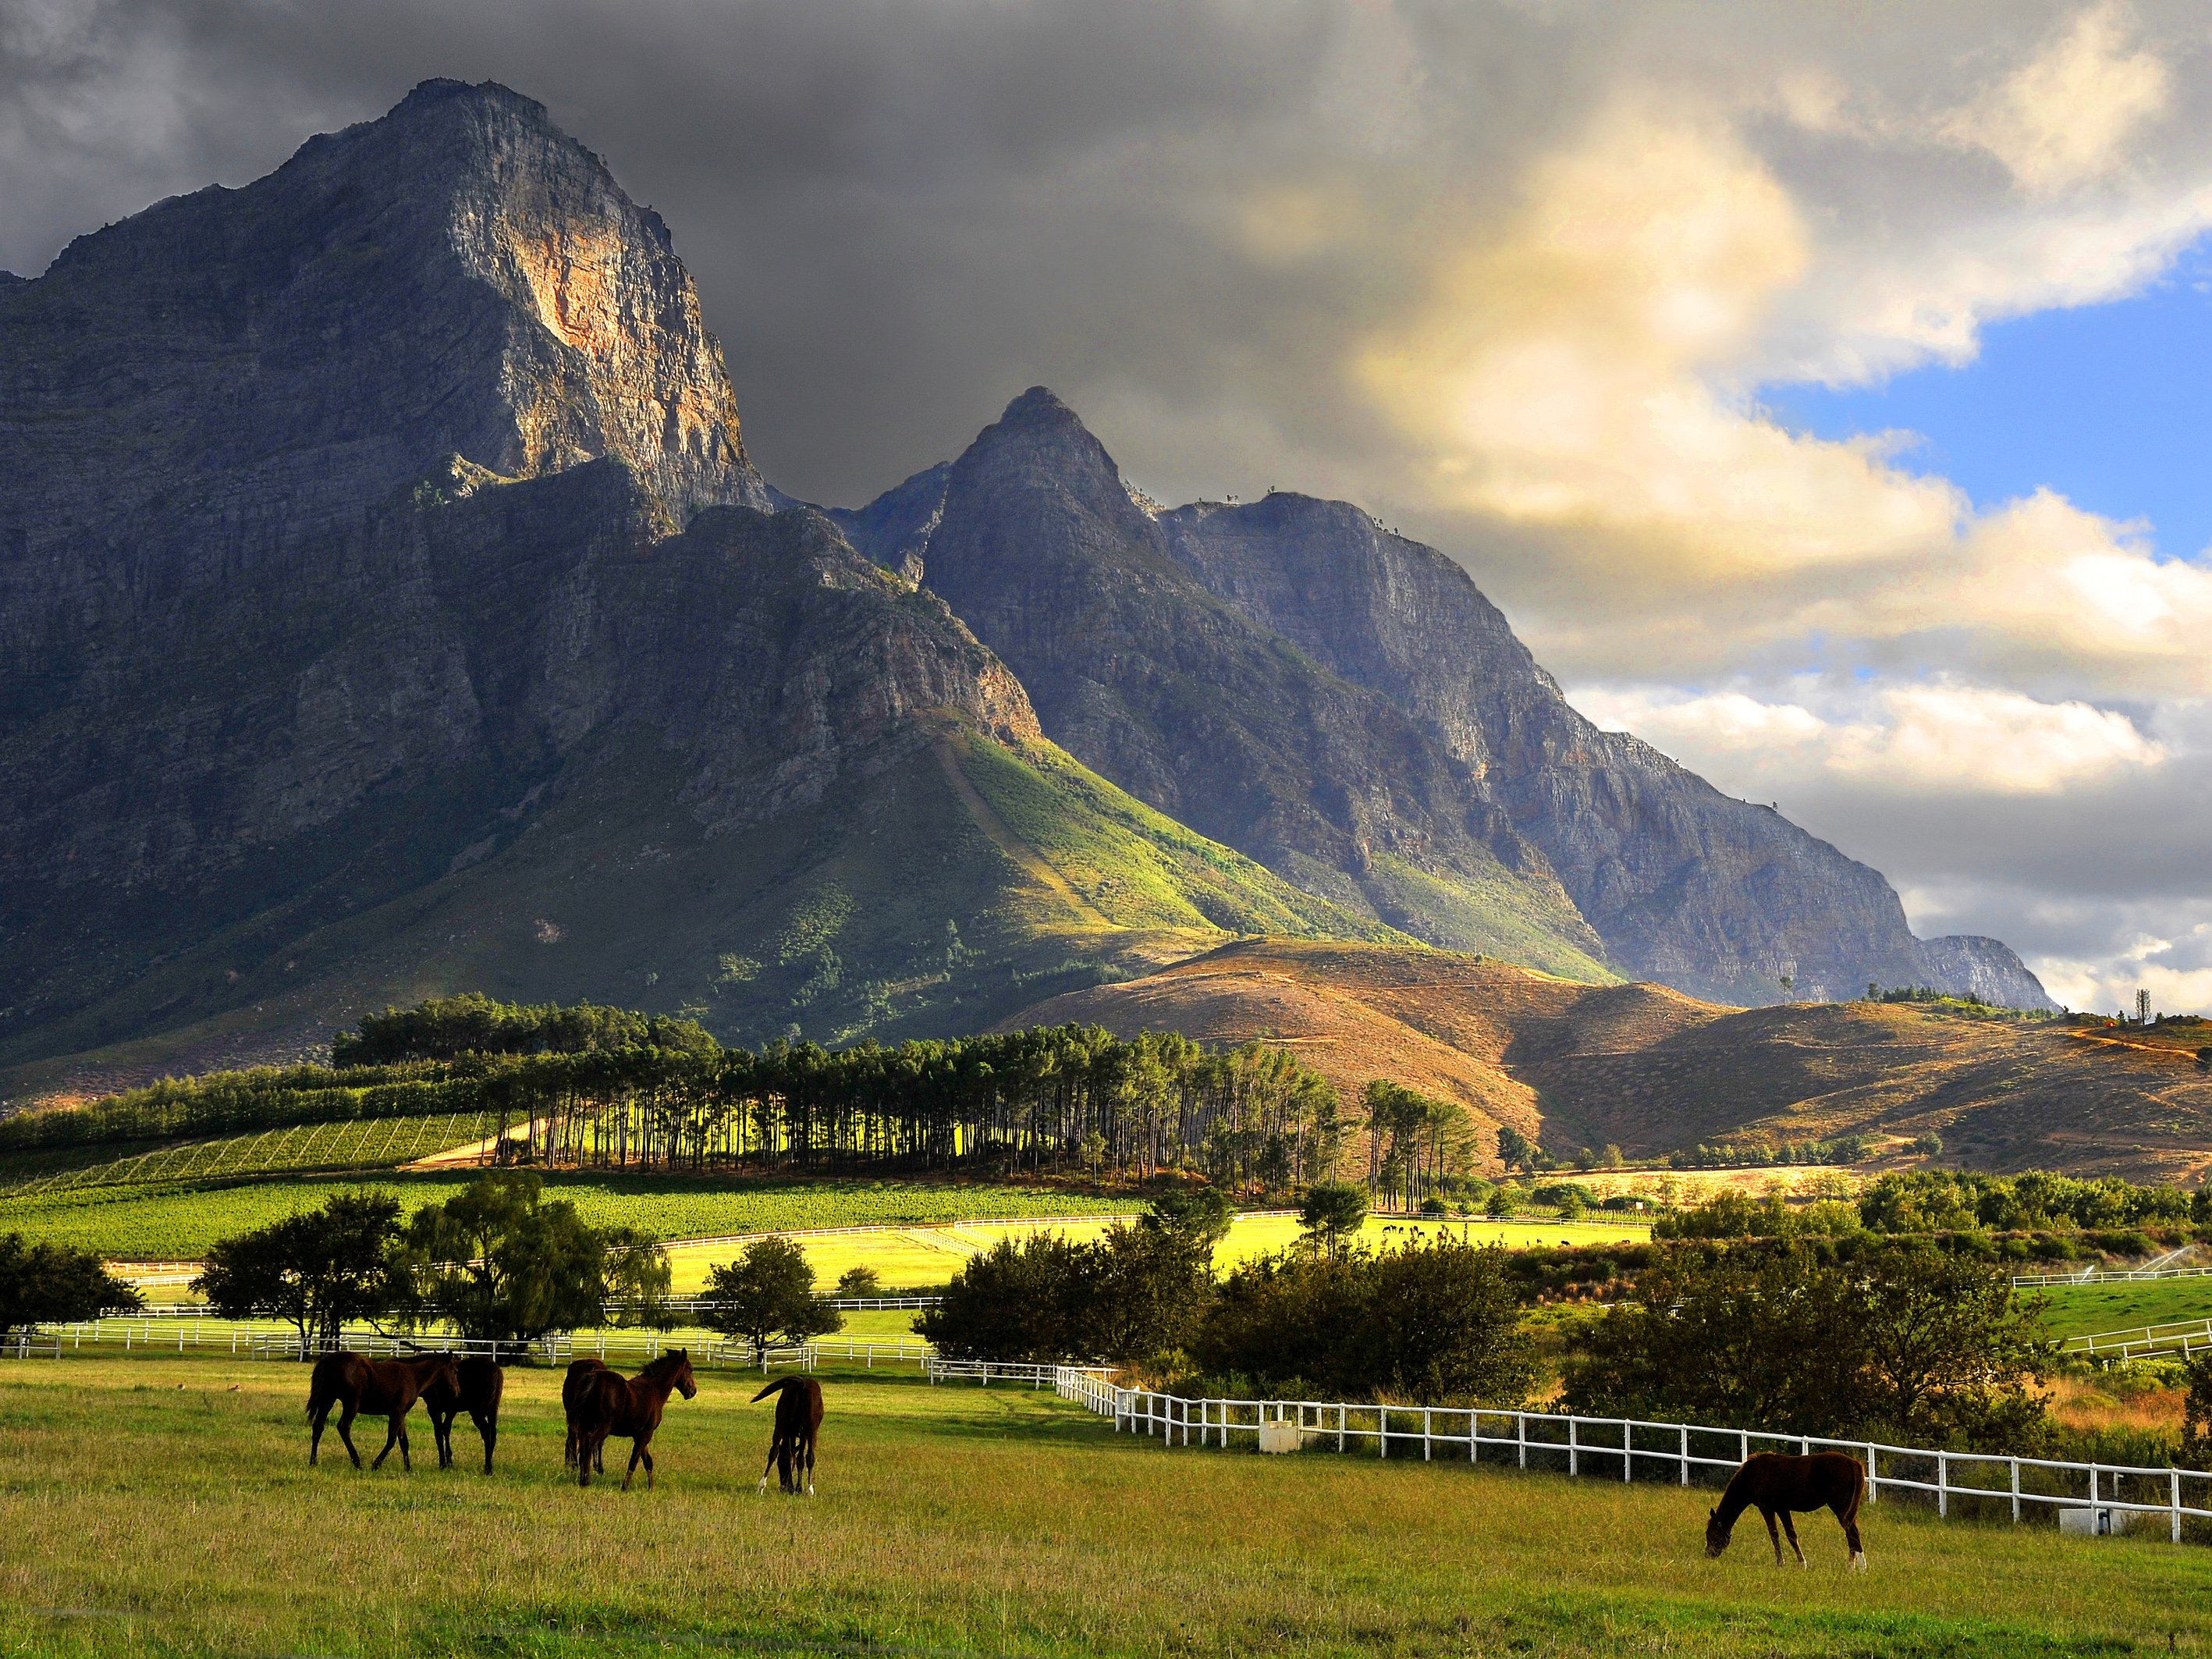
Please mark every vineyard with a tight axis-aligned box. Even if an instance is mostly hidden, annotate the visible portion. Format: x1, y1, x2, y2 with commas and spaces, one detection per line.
0, 1113, 500, 1197
0, 1173, 1145, 1260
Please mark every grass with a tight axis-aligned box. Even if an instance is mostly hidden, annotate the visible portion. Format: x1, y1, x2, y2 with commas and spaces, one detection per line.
0, 1175, 1145, 1261
2035, 1277, 2212, 1340
2, 1352, 2208, 1657
664, 1211, 1655, 1292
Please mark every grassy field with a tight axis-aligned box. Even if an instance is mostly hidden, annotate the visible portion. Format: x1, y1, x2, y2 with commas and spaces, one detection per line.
1, 1352, 2206, 1657
666, 1211, 1653, 1293
2035, 1277, 2212, 1339
0, 1175, 1145, 1262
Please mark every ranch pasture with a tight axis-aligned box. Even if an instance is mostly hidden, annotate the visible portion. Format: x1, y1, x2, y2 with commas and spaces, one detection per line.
2, 1352, 2207, 1658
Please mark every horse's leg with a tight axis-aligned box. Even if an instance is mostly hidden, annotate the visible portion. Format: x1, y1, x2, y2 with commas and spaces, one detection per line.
641, 1443, 655, 1492
336, 1402, 362, 1470
372, 1411, 401, 1471
398, 1413, 414, 1473
474, 1408, 496, 1476
309, 1400, 328, 1466
1760, 1508, 1783, 1565
1834, 1495, 1867, 1571
578, 1430, 602, 1487
1779, 1510, 1805, 1568
758, 1433, 783, 1494
804, 1426, 816, 1497
622, 1438, 644, 1492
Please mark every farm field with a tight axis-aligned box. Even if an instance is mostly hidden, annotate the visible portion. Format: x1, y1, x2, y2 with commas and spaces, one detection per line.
661, 1211, 1653, 1292
0, 1354, 2206, 1658
0, 1175, 1144, 1261
2034, 1277, 2212, 1340
0, 1112, 501, 1197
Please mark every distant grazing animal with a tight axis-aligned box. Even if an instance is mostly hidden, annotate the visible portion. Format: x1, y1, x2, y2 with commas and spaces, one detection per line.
421, 1355, 505, 1474
753, 1375, 824, 1495
567, 1350, 696, 1489
563, 1358, 610, 1472
305, 1353, 457, 1472
1706, 1451, 1867, 1569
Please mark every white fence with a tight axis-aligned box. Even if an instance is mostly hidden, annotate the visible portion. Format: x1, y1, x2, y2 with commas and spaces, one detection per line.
2013, 1265, 2212, 1288
2065, 1318, 2212, 1362
925, 1357, 1064, 1388
1044, 1371, 2212, 1545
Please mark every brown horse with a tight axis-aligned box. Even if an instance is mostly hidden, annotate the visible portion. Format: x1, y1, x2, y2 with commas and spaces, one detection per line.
1706, 1451, 1867, 1570
306, 1352, 456, 1471
753, 1375, 823, 1495
568, 1350, 696, 1490
422, 1355, 505, 1474
562, 1358, 609, 1472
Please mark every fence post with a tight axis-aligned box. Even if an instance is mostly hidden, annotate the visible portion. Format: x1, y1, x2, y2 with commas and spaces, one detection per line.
1679, 1426, 1689, 1487
1569, 1417, 1578, 1479
1518, 1413, 1527, 1471
1338, 1403, 1346, 1453
2174, 1470, 2183, 1544
1938, 1451, 1947, 1519
1623, 1420, 1633, 1483
1424, 1408, 1433, 1462
1470, 1410, 1479, 1466
1866, 1444, 1877, 1504
2011, 1458, 2020, 1524
1379, 1405, 1388, 1458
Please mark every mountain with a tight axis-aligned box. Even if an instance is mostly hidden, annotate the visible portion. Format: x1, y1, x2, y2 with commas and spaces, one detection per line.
842, 389, 1616, 982
841, 397, 2053, 1011
1004, 941, 2200, 1181
0, 81, 1391, 1097
0, 79, 2054, 1103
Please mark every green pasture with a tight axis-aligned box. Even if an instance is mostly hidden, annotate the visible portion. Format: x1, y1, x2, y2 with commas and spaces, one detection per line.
0, 1175, 1142, 1263
666, 1210, 1655, 1293
1, 1352, 2206, 1657
0, 1112, 500, 1197
2033, 1277, 2212, 1340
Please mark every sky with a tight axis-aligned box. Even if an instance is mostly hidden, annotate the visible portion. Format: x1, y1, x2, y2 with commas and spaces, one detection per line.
5, 0, 2211, 1015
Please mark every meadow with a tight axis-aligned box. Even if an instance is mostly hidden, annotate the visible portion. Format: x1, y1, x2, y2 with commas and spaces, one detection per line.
2035, 1277, 2212, 1340
0, 1175, 1146, 1262
1, 1352, 2207, 1657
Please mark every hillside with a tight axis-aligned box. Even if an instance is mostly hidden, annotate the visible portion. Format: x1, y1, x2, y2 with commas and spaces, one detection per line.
1004, 940, 2212, 1181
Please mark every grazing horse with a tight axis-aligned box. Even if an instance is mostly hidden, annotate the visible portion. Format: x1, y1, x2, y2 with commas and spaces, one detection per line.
568, 1350, 696, 1490
422, 1355, 505, 1474
562, 1358, 609, 1472
753, 1375, 823, 1495
1706, 1451, 1867, 1570
306, 1352, 456, 1472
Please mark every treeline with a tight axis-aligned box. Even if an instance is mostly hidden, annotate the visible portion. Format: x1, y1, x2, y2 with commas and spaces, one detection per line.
1668, 1133, 1876, 1171
3, 996, 1355, 1192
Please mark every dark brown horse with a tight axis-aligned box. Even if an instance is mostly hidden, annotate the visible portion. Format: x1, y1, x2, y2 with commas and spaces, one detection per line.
1706, 1451, 1867, 1569
422, 1355, 505, 1474
753, 1375, 823, 1495
568, 1350, 696, 1490
562, 1358, 609, 1472
306, 1352, 456, 1471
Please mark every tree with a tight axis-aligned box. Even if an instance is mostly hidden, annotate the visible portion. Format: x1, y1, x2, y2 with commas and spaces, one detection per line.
195, 1193, 403, 1357
1195, 1238, 1536, 1405
2184, 1355, 2212, 1466
1143, 1185, 1234, 1245
917, 1234, 1091, 1362
1298, 1182, 1369, 1258
1563, 1243, 2051, 1447
0, 1232, 141, 1341
836, 1265, 884, 1298
1497, 1124, 1536, 1172
400, 1171, 660, 1351
701, 1238, 841, 1362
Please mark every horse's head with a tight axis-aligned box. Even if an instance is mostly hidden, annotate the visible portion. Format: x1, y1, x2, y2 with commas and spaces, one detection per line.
672, 1348, 697, 1399
1704, 1506, 1731, 1558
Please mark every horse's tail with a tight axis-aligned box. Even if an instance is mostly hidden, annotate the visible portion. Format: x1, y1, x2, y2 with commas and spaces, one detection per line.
751, 1377, 796, 1403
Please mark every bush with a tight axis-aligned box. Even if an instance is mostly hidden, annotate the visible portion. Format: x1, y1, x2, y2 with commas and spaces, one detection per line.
1192, 1238, 1536, 1405
1563, 1242, 2050, 1448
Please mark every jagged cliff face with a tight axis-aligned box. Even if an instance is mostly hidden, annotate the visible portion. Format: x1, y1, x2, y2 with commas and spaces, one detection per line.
850, 399, 2054, 1012
893, 389, 1614, 979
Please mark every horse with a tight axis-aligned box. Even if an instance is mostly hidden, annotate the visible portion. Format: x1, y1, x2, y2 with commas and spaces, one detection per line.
752, 1375, 823, 1495
1706, 1451, 1867, 1570
421, 1355, 505, 1474
567, 1350, 696, 1490
306, 1352, 456, 1472
562, 1358, 609, 1472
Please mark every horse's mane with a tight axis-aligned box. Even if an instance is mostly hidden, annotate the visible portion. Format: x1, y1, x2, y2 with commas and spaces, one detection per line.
640, 1348, 691, 1381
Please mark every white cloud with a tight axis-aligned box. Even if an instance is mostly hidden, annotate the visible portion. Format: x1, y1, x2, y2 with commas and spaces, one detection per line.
1570, 680, 2164, 795
1940, 1, 2171, 197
